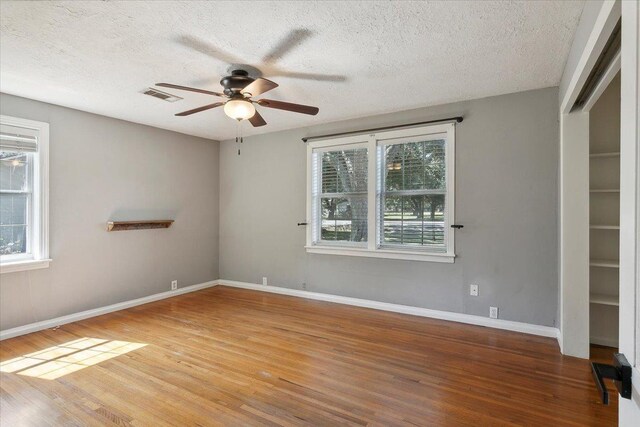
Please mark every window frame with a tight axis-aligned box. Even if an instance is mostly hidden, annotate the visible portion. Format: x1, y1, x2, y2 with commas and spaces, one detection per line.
0, 115, 50, 274
306, 123, 455, 263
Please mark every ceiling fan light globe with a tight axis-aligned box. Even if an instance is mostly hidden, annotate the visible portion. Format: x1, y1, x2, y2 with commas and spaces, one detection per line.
224, 100, 256, 121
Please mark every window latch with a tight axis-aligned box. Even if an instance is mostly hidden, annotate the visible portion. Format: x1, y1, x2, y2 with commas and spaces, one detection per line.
297, 222, 308, 226
451, 224, 464, 229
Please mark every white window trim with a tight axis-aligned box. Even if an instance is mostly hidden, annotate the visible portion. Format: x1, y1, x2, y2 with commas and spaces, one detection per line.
305, 123, 456, 263
0, 115, 50, 274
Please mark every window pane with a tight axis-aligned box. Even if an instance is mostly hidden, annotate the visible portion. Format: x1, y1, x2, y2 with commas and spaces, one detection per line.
382, 194, 445, 248
423, 140, 446, 190
0, 194, 27, 226
0, 151, 29, 191
384, 145, 403, 191
403, 144, 425, 190
321, 196, 367, 242
0, 192, 28, 255
380, 138, 447, 251
385, 140, 445, 191
316, 146, 368, 245
0, 225, 27, 255
382, 196, 403, 244
321, 148, 367, 194
421, 194, 445, 246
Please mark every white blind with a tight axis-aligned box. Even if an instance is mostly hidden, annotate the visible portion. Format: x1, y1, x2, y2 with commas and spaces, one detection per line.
0, 124, 38, 152
378, 139, 447, 250
312, 147, 368, 244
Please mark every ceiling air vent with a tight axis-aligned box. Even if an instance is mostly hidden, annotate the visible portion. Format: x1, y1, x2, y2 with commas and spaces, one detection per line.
142, 87, 183, 103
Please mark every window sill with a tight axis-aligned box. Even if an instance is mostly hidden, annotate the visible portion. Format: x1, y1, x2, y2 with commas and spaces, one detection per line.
305, 246, 455, 263
0, 259, 52, 274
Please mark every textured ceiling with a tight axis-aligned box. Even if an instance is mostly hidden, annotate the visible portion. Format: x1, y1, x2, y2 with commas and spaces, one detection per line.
0, 1, 584, 141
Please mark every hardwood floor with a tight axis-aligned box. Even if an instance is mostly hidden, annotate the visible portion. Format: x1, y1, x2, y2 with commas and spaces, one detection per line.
0, 286, 617, 426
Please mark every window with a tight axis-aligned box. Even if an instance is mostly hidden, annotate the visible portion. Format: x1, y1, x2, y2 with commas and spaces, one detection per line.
0, 116, 50, 273
313, 145, 368, 245
378, 138, 447, 251
306, 123, 455, 262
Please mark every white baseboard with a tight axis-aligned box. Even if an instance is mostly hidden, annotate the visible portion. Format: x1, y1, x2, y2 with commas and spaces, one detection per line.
557, 328, 564, 353
1, 278, 560, 344
218, 280, 560, 339
0, 280, 218, 341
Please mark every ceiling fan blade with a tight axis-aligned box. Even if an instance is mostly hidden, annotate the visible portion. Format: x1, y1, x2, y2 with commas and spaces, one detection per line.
175, 35, 244, 65
175, 102, 224, 116
262, 29, 312, 65
257, 99, 319, 115
156, 83, 225, 97
270, 70, 348, 82
249, 110, 267, 127
241, 78, 278, 97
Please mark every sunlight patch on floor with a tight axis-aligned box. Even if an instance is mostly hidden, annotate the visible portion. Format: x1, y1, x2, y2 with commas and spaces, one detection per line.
0, 337, 146, 380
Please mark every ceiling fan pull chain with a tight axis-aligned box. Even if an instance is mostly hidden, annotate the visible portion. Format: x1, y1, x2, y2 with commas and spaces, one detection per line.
236, 120, 241, 156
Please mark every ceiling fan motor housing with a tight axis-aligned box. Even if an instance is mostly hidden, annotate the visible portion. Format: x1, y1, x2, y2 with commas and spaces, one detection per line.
220, 69, 255, 97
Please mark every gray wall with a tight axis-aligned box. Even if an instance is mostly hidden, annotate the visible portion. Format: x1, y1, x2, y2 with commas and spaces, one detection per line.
0, 93, 220, 330
220, 87, 559, 327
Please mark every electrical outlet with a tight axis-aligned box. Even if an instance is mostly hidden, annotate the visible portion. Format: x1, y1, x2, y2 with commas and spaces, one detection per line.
489, 306, 498, 319
262, 277, 268, 286
171, 280, 178, 291
470, 284, 479, 296
302, 282, 307, 290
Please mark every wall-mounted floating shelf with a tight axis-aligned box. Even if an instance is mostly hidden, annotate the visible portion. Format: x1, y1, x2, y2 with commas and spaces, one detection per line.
107, 220, 174, 232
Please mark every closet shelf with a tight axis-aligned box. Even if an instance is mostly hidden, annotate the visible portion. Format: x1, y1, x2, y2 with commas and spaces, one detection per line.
107, 220, 174, 232
590, 293, 619, 306
590, 225, 620, 230
590, 189, 620, 193
589, 152, 620, 158
590, 259, 620, 268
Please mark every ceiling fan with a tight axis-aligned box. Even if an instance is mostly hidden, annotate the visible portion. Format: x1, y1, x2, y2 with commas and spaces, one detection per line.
156, 69, 319, 127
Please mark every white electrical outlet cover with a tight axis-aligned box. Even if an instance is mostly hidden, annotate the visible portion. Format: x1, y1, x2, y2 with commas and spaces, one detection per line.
489, 307, 498, 319
470, 284, 479, 296
262, 277, 268, 286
